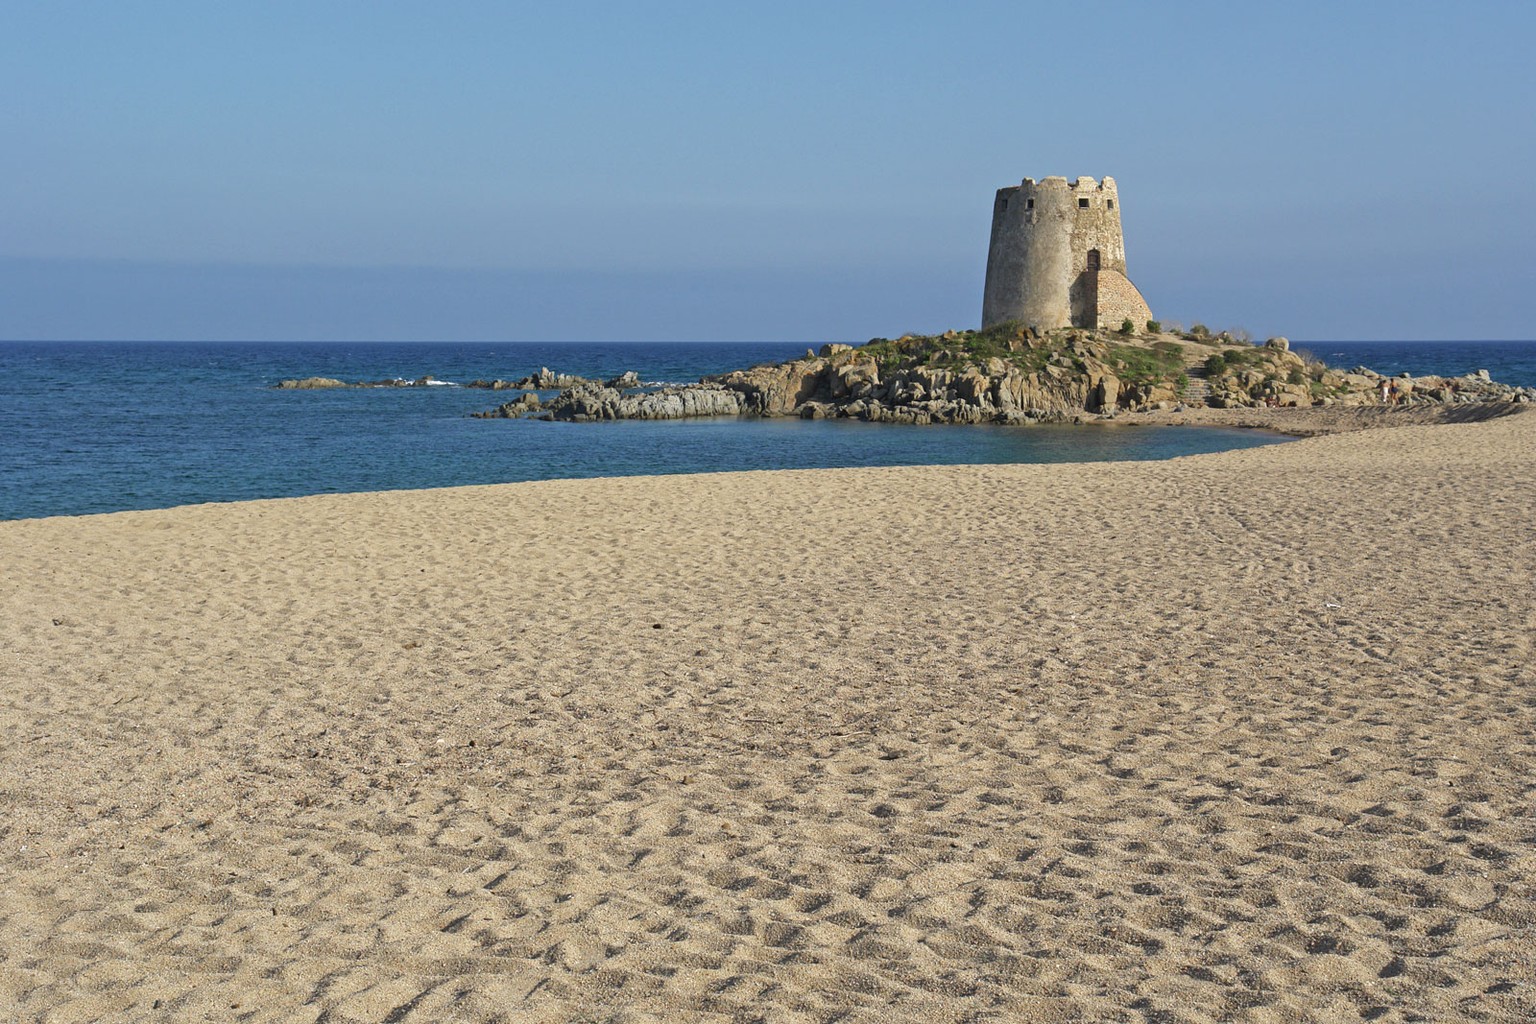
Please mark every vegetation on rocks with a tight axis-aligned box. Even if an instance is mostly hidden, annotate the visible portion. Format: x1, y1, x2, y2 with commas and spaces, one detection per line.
1108, 340, 1184, 386
856, 321, 1065, 376
468, 323, 1534, 424
1202, 346, 1268, 375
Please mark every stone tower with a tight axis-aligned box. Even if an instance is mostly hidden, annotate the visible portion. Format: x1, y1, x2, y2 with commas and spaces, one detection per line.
981, 175, 1152, 331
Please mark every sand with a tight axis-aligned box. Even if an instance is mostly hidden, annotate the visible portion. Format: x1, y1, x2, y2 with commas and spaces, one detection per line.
2, 408, 1533, 1023
1115, 401, 1533, 437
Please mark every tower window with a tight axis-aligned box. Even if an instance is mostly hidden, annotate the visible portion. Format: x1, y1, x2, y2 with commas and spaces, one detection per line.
1000, 198, 1007, 210
1078, 198, 1090, 209
1107, 199, 1114, 209
1026, 198, 1034, 210
1087, 249, 1101, 271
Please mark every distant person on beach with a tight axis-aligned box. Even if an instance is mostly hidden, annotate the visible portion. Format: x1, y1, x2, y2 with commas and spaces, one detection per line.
1381, 381, 1391, 404
1389, 380, 1400, 405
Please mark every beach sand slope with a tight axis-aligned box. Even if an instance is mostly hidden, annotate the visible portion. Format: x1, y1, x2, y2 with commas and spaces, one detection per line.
1, 410, 1533, 1022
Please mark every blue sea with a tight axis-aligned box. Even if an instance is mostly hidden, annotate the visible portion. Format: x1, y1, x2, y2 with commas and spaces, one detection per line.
2, 340, 1532, 522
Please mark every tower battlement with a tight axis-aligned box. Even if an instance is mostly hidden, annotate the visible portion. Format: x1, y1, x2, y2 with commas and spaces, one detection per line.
1009, 175, 1117, 192
981, 172, 1151, 331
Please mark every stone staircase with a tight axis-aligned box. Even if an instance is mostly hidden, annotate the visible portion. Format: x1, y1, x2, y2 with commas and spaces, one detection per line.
1180, 363, 1211, 406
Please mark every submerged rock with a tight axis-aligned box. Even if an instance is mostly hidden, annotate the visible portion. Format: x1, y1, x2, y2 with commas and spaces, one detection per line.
276, 375, 439, 389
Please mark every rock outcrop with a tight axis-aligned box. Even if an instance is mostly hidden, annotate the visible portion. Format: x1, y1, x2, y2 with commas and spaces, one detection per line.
446, 324, 1535, 425
1202, 341, 1534, 410
277, 375, 439, 389
471, 392, 544, 418
537, 383, 748, 421
480, 333, 1147, 424
278, 332, 1533, 425
466, 369, 644, 391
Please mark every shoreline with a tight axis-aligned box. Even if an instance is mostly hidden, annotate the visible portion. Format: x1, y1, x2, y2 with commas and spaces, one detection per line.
1104, 400, 1528, 436
3, 408, 1533, 1021
10, 404, 1522, 525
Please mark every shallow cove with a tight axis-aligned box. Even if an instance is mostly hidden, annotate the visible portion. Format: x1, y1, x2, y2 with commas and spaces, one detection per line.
1, 340, 1292, 520
1, 410, 1288, 521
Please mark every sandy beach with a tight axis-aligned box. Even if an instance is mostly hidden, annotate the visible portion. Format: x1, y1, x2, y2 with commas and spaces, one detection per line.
2, 408, 1533, 1023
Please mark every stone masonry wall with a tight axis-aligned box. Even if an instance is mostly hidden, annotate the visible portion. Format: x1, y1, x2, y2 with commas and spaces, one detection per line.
1066, 176, 1127, 276
983, 179, 1074, 330
1092, 269, 1154, 330
983, 175, 1151, 331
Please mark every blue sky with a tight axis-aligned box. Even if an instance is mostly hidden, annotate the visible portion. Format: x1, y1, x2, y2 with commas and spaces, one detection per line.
2, 0, 1532, 341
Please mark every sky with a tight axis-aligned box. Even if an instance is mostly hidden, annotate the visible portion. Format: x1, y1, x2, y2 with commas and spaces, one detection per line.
2, 0, 1533, 342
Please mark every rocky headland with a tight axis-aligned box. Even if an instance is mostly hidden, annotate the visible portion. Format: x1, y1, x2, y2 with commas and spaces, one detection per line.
471, 323, 1533, 429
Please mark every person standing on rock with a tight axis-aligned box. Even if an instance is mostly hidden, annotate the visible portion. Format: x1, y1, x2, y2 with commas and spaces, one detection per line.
1381, 380, 1391, 404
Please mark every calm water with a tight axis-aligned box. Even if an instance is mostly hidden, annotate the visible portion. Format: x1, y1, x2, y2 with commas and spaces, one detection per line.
2, 340, 1531, 521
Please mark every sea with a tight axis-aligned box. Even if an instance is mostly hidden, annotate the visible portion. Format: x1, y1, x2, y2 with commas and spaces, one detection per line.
2, 340, 1532, 522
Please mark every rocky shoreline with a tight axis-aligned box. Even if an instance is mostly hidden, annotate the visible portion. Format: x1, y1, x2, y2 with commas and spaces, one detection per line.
275, 369, 643, 391
469, 325, 1534, 428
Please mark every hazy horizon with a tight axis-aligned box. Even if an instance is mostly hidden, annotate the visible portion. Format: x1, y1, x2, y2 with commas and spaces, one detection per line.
4, 1, 1533, 343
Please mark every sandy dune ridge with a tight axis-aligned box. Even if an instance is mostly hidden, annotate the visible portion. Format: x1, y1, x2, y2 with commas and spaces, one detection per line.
1, 410, 1533, 1022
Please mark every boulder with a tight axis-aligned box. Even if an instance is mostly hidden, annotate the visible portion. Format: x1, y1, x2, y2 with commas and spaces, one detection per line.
828, 360, 879, 400
954, 370, 993, 408
911, 367, 953, 400
471, 392, 544, 419
538, 382, 747, 422
707, 358, 828, 414
1088, 372, 1120, 413
508, 367, 594, 389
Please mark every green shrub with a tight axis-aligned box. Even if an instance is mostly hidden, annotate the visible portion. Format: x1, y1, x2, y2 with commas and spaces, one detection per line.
1204, 353, 1226, 376
1287, 368, 1305, 385
1110, 343, 1184, 386
1146, 320, 1162, 334
853, 321, 1064, 376
1214, 346, 1265, 372
1119, 318, 1135, 334
1189, 323, 1210, 338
